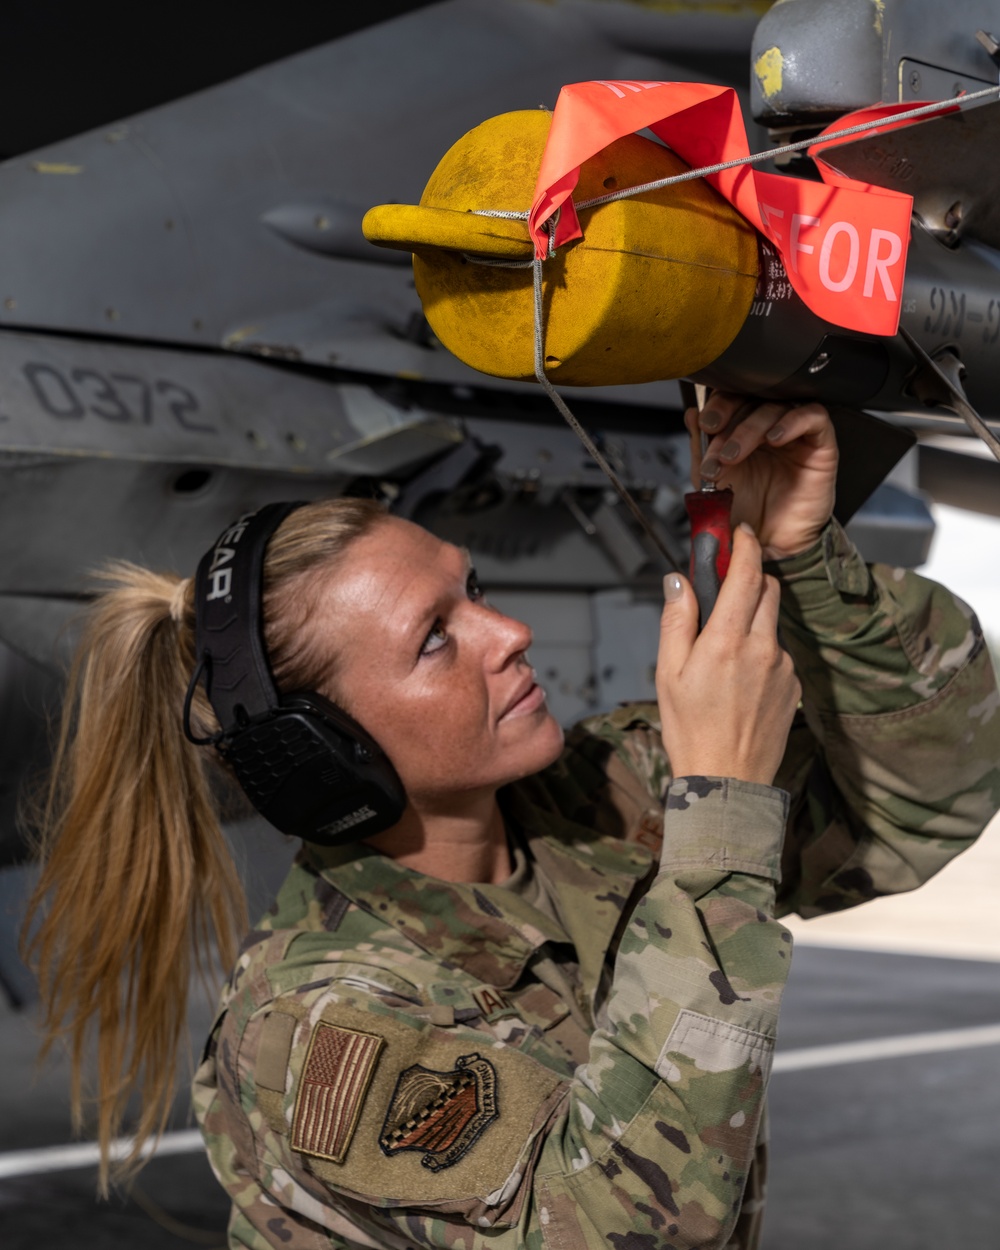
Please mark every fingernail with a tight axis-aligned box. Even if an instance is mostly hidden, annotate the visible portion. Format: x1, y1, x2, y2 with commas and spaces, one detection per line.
701, 455, 720, 479
720, 439, 741, 461
700, 411, 723, 432
663, 573, 684, 603
739, 521, 756, 536
766, 424, 785, 442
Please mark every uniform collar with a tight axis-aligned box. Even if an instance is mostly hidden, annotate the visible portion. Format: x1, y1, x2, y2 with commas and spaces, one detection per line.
503, 787, 654, 999
301, 788, 653, 993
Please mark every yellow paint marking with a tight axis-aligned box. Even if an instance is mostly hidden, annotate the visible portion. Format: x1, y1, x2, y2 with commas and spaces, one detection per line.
872, 0, 885, 37
754, 46, 785, 99
223, 325, 259, 345
31, 162, 83, 175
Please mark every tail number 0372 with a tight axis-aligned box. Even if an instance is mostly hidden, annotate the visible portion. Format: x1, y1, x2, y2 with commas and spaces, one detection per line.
22, 362, 216, 434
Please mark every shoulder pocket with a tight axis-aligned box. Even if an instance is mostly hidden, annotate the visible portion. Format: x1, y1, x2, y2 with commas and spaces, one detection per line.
283, 999, 565, 1227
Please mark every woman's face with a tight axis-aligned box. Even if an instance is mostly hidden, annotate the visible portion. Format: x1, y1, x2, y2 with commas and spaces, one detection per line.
309, 517, 565, 801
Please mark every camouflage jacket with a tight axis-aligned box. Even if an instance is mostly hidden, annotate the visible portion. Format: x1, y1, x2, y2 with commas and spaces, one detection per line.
193, 522, 1000, 1250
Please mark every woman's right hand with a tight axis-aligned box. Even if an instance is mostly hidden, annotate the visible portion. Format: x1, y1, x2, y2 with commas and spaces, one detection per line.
656, 523, 801, 787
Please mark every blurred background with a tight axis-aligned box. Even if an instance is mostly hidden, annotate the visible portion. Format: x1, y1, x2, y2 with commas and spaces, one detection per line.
1, 1, 998, 1246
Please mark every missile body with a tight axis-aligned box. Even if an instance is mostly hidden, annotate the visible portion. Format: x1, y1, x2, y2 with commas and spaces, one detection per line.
363, 107, 1000, 423
363, 109, 758, 386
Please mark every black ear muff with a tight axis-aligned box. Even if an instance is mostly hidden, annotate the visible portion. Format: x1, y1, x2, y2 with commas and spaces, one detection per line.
186, 502, 406, 845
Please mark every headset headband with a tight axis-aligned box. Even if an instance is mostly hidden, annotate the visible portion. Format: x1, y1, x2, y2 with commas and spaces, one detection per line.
192, 502, 304, 733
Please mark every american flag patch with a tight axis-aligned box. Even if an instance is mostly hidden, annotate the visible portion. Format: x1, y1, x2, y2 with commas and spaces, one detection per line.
291, 1022, 384, 1163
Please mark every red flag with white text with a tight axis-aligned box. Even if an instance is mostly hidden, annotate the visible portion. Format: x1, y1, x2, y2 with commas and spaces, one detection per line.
529, 81, 946, 337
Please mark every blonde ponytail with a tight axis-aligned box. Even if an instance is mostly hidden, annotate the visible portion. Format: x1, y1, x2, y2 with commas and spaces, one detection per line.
23, 497, 386, 1192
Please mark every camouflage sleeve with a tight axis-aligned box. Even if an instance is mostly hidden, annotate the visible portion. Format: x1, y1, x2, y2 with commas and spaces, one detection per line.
554, 521, 999, 918
200, 783, 792, 1249
530, 777, 791, 1247
768, 518, 1000, 915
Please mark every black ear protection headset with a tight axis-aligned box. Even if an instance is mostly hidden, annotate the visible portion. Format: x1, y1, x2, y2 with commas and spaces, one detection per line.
183, 501, 406, 845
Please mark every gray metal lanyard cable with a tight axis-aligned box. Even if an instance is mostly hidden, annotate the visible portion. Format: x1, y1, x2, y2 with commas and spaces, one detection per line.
467, 83, 1000, 564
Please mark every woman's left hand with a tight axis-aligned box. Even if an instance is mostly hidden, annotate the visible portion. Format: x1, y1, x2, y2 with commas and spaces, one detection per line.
686, 392, 838, 560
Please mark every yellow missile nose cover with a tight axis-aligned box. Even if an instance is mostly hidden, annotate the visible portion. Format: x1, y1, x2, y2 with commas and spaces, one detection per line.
363, 110, 759, 386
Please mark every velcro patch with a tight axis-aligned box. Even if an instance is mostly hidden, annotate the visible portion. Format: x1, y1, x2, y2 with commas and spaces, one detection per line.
292, 1022, 384, 1163
298, 1001, 566, 1216
379, 1053, 498, 1172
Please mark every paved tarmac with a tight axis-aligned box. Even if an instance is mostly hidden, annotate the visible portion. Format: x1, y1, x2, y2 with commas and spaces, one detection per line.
1, 816, 998, 1248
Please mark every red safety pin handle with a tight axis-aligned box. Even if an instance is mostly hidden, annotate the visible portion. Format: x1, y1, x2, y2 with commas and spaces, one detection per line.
685, 487, 733, 628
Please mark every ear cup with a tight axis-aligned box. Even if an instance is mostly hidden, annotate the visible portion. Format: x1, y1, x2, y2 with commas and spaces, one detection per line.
221, 696, 405, 846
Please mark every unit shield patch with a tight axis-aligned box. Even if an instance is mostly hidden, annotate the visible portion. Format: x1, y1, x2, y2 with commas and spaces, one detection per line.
378, 1052, 498, 1172
291, 1022, 384, 1163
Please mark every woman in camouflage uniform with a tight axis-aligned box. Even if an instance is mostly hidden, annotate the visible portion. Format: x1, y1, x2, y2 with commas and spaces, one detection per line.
26, 397, 1000, 1249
